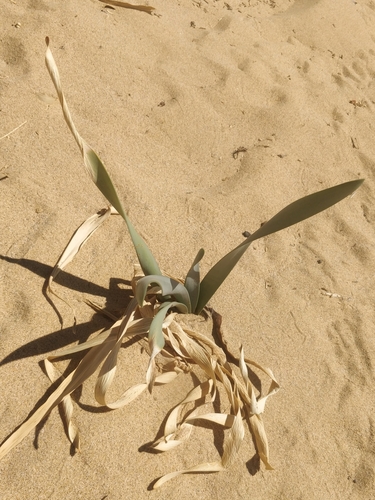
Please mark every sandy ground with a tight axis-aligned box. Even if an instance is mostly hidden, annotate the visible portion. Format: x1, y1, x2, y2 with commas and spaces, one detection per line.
1, 0, 375, 499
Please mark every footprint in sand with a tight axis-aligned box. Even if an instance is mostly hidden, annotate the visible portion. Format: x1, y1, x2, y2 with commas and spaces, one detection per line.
0, 36, 30, 75
334, 49, 375, 96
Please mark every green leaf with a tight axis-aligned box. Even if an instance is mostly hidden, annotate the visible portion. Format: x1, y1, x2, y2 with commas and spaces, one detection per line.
45, 38, 161, 278
184, 248, 205, 314
195, 243, 250, 314
195, 179, 363, 313
85, 149, 161, 276
84, 147, 126, 219
149, 301, 188, 354
245, 179, 364, 243
136, 275, 192, 312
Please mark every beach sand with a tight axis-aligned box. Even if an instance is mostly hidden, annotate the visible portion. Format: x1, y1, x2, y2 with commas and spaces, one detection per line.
1, 1, 374, 498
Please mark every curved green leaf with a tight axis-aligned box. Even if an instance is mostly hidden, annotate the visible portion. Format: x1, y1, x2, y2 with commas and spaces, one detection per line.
85, 149, 161, 276
195, 179, 363, 313
184, 248, 205, 313
246, 179, 364, 243
136, 275, 192, 312
149, 301, 189, 355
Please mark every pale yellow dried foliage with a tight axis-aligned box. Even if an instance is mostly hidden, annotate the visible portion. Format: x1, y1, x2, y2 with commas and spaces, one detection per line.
46, 206, 114, 323
0, 233, 279, 486
0, 203, 280, 485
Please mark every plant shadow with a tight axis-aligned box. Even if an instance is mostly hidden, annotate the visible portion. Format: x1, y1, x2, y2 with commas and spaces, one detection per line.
0, 254, 135, 449
0, 255, 133, 366
1, 254, 263, 475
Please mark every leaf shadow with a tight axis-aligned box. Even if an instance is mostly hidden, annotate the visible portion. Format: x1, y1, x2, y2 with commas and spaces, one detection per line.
0, 255, 133, 366
0, 254, 135, 447
1, 254, 264, 475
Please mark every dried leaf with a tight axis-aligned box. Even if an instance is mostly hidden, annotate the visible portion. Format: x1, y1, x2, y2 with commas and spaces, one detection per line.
44, 359, 80, 451
48, 207, 112, 288
46, 207, 112, 321
153, 462, 225, 489
185, 412, 235, 428
221, 408, 245, 468
248, 414, 274, 470
98, 0, 155, 14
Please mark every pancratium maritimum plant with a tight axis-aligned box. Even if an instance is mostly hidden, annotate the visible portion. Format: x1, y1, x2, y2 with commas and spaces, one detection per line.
0, 37, 364, 489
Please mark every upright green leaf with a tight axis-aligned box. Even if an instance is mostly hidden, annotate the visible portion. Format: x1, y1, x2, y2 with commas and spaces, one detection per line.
195, 243, 250, 314
85, 149, 161, 276
45, 37, 161, 277
195, 179, 363, 313
184, 248, 205, 313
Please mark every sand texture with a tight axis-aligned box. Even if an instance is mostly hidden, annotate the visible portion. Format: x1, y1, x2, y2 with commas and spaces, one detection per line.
1, 0, 375, 499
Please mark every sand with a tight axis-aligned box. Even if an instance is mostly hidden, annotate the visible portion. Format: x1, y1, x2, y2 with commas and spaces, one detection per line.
1, 0, 374, 498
